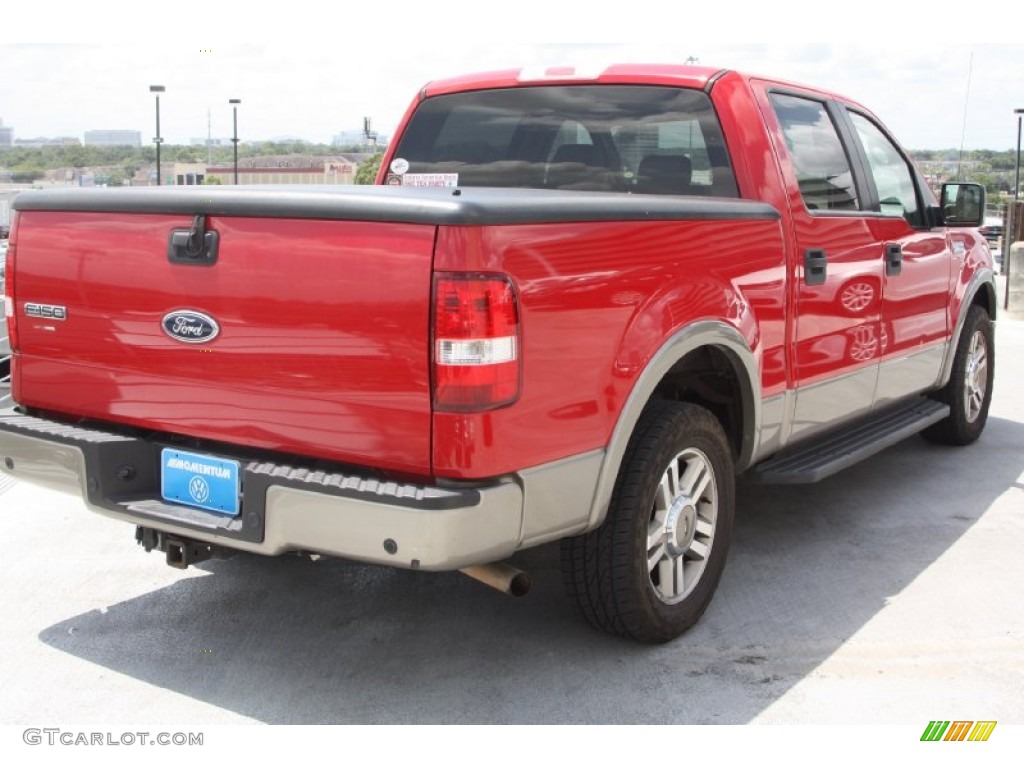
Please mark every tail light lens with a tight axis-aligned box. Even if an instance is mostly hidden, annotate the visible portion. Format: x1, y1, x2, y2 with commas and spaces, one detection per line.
3, 216, 16, 354
433, 273, 520, 411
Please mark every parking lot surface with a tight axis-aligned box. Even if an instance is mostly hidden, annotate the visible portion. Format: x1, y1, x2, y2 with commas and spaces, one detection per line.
1, 302, 1022, 729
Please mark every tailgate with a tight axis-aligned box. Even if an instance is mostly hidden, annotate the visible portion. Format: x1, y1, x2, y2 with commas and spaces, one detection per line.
11, 209, 435, 476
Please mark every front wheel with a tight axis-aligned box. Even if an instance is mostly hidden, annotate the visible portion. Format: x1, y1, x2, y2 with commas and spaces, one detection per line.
561, 401, 735, 643
923, 305, 994, 446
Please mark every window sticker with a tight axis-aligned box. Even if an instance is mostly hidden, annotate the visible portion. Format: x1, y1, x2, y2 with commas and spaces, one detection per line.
390, 158, 410, 175
401, 173, 459, 188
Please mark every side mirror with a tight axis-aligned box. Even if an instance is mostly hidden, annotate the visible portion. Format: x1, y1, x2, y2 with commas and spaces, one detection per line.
939, 182, 985, 227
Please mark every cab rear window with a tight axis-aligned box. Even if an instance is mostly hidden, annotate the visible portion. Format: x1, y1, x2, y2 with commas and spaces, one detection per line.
389, 85, 738, 197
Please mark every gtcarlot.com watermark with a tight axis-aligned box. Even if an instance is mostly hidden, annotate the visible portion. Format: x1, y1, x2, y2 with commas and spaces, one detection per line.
23, 729, 203, 747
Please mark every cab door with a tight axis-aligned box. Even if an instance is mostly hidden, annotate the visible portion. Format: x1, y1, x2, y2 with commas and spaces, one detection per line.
756, 86, 884, 443
843, 110, 952, 405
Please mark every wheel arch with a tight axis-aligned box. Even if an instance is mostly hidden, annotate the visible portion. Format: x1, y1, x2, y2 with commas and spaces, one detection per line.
937, 268, 996, 389
585, 321, 760, 531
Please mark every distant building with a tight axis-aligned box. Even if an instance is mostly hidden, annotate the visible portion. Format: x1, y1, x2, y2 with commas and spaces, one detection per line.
0, 119, 12, 148
332, 129, 388, 150
190, 137, 229, 147
267, 136, 310, 145
332, 131, 365, 147
13, 137, 81, 148
205, 155, 359, 185
84, 130, 142, 147
172, 163, 208, 186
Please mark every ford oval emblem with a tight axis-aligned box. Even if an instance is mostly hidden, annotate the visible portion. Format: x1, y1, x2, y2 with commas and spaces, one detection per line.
162, 310, 220, 344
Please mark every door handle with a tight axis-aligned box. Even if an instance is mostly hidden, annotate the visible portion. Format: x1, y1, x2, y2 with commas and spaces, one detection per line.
804, 248, 827, 286
885, 243, 903, 276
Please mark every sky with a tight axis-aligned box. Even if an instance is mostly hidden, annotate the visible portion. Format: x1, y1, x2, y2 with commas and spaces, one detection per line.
1, 6, 1022, 151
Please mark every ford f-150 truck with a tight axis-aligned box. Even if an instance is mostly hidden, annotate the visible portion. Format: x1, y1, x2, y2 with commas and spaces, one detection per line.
0, 64, 995, 642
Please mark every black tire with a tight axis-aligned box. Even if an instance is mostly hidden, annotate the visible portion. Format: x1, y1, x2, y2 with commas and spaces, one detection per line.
922, 305, 994, 446
561, 401, 735, 643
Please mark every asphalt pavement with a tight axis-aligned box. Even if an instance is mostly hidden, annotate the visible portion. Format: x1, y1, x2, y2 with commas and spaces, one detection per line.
1, 294, 1022, 729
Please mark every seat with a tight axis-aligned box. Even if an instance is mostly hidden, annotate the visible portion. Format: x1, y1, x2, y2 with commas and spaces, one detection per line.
546, 144, 611, 191
636, 154, 693, 195
551, 144, 602, 166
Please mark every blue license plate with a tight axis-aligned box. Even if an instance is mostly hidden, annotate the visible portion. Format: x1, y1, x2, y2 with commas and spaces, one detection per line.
160, 448, 241, 516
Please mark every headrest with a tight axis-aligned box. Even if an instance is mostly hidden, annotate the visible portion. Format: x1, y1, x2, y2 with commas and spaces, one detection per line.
636, 154, 692, 195
551, 144, 602, 166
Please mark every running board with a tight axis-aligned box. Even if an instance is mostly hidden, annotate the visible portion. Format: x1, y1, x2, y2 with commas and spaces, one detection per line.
750, 398, 950, 484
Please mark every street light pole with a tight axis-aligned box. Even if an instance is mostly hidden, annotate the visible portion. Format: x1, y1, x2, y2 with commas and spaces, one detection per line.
1006, 108, 1024, 310
149, 85, 165, 186
1014, 108, 1023, 199
229, 99, 241, 185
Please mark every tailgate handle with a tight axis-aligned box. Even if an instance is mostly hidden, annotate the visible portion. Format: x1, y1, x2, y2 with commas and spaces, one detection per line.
168, 215, 219, 266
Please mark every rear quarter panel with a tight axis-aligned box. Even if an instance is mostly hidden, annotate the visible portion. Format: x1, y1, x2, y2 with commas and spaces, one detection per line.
432, 218, 787, 479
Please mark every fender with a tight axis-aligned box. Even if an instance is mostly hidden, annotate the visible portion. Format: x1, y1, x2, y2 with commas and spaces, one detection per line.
936, 268, 997, 389
584, 320, 762, 531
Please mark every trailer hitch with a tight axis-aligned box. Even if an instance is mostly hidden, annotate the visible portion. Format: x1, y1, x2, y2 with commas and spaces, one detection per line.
135, 526, 234, 569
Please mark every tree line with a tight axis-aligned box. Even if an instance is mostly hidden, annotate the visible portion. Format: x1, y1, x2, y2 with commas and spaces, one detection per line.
0, 141, 374, 183
909, 148, 1018, 170
2, 143, 1018, 193
910, 149, 1021, 196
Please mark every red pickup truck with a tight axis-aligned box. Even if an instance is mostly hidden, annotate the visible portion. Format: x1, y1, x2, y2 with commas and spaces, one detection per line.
0, 64, 996, 642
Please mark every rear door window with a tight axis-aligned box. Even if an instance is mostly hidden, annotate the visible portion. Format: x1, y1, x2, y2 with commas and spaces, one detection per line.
769, 93, 860, 212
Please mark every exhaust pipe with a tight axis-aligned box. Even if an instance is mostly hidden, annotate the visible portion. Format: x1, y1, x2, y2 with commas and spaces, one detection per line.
459, 562, 532, 597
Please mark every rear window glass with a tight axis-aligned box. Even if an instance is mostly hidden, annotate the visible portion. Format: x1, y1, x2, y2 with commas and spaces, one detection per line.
389, 85, 738, 197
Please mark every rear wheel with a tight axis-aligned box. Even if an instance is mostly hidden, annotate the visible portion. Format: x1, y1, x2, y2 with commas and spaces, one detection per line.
923, 305, 994, 446
561, 401, 735, 643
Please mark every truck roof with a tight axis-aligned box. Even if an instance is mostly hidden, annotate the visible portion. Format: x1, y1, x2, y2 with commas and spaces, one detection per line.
421, 63, 727, 96
419, 63, 868, 114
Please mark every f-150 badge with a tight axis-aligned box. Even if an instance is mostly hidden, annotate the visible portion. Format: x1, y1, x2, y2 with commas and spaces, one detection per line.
25, 303, 68, 320
162, 310, 220, 344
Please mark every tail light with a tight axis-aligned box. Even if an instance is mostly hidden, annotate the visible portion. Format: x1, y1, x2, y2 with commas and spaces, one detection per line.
3, 214, 16, 354
433, 273, 520, 411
